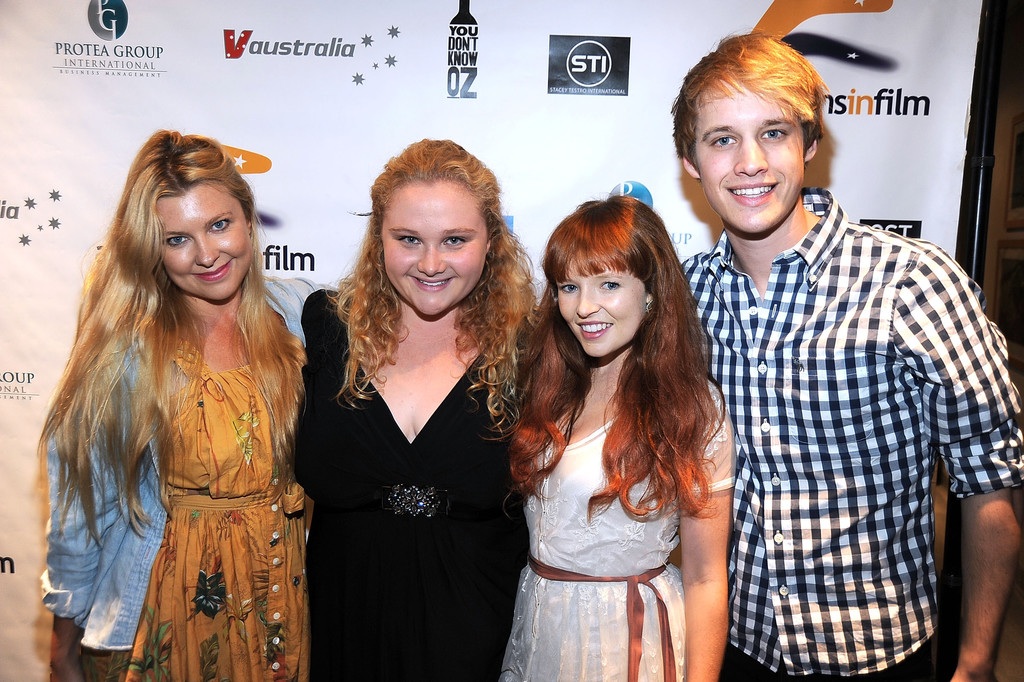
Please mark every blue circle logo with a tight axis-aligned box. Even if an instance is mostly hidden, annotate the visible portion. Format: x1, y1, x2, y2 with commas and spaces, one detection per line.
610, 181, 653, 208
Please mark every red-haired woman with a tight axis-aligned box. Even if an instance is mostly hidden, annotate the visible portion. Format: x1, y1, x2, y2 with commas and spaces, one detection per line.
501, 195, 734, 682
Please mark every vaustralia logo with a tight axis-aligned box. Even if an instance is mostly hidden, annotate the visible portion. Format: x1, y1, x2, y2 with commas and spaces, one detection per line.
0, 199, 21, 220
224, 30, 356, 59
3, 188, 68, 249
828, 88, 930, 116
548, 35, 630, 96
263, 244, 316, 272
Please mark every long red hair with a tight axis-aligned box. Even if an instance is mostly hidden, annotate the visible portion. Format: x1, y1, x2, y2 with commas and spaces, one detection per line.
509, 196, 721, 517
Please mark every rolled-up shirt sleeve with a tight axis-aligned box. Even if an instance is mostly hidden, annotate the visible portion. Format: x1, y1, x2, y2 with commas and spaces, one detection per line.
893, 245, 1024, 496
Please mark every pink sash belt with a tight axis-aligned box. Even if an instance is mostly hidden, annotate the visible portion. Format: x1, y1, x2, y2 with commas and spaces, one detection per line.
528, 555, 676, 682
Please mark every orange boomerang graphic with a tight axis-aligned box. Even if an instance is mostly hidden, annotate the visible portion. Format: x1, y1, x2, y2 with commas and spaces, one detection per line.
222, 145, 272, 174
755, 0, 894, 37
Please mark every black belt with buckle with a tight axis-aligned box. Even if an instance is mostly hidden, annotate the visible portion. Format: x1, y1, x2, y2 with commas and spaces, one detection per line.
382, 484, 449, 517
317, 484, 521, 522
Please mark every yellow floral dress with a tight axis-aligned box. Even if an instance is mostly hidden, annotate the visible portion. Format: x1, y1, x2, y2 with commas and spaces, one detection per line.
96, 347, 309, 681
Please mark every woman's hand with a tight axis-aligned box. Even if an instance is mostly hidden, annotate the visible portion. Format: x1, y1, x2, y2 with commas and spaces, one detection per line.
50, 616, 85, 682
679, 487, 733, 682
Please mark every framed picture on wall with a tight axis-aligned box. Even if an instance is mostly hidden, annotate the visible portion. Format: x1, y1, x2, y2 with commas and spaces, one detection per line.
994, 240, 1024, 369
1007, 113, 1024, 229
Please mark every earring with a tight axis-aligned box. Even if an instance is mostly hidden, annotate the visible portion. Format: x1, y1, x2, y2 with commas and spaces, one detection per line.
645, 297, 653, 313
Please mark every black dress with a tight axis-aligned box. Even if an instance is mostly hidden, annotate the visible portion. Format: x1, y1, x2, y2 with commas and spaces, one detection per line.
295, 289, 528, 681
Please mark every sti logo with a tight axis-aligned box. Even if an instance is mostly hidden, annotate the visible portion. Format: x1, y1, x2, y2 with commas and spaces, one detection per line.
548, 35, 630, 96
567, 40, 611, 87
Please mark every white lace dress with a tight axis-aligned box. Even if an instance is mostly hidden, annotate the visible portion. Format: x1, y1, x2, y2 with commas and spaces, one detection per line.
500, 418, 734, 681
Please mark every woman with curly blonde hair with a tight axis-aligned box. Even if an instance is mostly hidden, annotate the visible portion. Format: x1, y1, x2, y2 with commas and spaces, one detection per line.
296, 139, 535, 680
42, 130, 313, 682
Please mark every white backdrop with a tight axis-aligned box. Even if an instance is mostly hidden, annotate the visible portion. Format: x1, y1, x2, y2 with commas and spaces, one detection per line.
0, 1, 983, 678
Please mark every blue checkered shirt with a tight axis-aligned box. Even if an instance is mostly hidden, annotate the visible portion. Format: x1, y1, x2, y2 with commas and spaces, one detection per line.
683, 188, 1023, 675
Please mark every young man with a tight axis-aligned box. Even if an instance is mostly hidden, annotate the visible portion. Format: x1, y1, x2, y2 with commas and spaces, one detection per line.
674, 33, 1024, 681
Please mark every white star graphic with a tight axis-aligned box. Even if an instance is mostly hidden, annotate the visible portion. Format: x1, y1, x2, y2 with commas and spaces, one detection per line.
847, 52, 860, 60
234, 154, 247, 169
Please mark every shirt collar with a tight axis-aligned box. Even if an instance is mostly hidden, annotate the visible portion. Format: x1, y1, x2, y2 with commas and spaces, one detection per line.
707, 187, 845, 284
707, 230, 732, 280
798, 187, 848, 286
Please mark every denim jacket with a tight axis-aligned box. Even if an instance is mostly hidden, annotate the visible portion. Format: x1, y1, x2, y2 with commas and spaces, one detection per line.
41, 278, 318, 650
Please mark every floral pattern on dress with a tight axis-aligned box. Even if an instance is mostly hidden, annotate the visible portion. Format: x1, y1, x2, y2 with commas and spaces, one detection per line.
501, 412, 735, 681
110, 351, 308, 682
232, 410, 259, 464
618, 519, 645, 550
192, 558, 227, 619
127, 606, 173, 680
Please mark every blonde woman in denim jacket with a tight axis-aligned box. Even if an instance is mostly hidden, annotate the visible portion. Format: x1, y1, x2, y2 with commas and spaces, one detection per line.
41, 130, 314, 682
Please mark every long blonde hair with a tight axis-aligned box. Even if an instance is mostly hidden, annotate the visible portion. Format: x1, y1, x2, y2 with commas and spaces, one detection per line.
41, 130, 306, 535
332, 139, 535, 433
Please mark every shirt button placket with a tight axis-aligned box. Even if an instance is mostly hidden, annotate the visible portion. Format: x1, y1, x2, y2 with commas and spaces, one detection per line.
267, 499, 286, 668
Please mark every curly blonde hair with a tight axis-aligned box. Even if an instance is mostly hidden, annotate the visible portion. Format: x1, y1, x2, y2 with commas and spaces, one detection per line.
42, 130, 306, 534
332, 139, 535, 433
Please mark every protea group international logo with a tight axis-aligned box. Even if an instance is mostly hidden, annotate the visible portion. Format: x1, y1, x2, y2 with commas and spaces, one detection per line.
1, 371, 38, 402
55, 0, 164, 77
88, 0, 129, 41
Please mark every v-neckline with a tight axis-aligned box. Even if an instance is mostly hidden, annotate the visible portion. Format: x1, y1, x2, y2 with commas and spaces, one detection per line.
565, 420, 613, 450
372, 373, 470, 446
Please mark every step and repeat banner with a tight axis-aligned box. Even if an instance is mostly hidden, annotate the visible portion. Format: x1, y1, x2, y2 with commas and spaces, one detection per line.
0, 1, 983, 677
